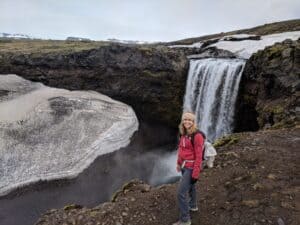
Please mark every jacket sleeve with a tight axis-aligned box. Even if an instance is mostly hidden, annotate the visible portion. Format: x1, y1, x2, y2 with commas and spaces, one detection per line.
192, 133, 204, 179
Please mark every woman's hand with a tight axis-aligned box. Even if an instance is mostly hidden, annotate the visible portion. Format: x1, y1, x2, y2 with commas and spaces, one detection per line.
191, 178, 198, 184
176, 164, 181, 172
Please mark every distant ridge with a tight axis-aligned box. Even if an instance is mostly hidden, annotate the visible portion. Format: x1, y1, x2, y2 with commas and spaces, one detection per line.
167, 19, 300, 45
0, 32, 34, 39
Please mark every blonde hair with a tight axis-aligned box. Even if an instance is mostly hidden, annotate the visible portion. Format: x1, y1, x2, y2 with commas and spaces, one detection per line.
179, 112, 198, 135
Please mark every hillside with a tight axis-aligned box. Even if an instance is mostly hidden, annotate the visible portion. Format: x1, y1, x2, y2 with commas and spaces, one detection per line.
167, 19, 300, 45
35, 127, 300, 225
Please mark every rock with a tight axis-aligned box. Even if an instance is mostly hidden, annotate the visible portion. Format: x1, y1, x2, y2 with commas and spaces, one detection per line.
267, 174, 277, 180
236, 39, 300, 131
64, 204, 83, 211
242, 200, 260, 207
277, 217, 285, 225
280, 201, 294, 209
187, 47, 236, 59
253, 183, 264, 190
139, 184, 151, 192
121, 212, 128, 217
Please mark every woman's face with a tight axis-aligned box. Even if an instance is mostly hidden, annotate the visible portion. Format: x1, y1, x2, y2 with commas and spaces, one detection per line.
183, 117, 194, 130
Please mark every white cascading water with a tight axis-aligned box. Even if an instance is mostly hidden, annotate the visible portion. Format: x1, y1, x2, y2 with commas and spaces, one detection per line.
183, 58, 246, 141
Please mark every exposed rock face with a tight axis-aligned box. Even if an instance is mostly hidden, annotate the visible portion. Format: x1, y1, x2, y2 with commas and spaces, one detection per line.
235, 39, 300, 131
186, 47, 236, 59
0, 74, 138, 197
0, 44, 188, 128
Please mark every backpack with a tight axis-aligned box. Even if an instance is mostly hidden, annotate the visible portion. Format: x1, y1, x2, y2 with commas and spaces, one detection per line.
180, 130, 217, 160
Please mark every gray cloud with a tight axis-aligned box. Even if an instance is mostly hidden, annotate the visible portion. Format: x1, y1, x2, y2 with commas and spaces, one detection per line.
0, 0, 299, 41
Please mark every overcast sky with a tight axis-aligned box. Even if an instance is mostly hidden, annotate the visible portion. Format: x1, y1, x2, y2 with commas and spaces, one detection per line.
0, 0, 299, 42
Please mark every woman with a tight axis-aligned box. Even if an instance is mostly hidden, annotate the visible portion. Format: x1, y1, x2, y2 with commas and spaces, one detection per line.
173, 112, 204, 225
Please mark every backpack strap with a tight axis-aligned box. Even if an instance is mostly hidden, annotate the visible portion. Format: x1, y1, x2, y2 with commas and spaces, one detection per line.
191, 130, 206, 147
191, 130, 206, 160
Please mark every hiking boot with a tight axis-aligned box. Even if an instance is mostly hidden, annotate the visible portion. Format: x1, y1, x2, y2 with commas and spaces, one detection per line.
189, 206, 198, 212
172, 220, 192, 225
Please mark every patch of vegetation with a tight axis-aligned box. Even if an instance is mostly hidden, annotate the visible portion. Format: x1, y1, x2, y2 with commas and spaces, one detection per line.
266, 44, 286, 59
139, 47, 154, 56
141, 70, 169, 78
110, 180, 139, 202
0, 39, 110, 54
243, 94, 256, 104
63, 204, 82, 210
213, 134, 239, 148
110, 190, 123, 203
270, 118, 298, 130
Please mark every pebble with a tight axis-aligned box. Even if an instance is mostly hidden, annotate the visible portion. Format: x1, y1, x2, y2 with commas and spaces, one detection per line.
281, 202, 294, 209
242, 200, 259, 207
253, 183, 264, 190
77, 215, 84, 220
277, 218, 285, 225
267, 174, 276, 180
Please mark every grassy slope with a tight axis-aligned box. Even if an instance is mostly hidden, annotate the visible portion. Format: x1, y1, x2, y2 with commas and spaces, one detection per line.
0, 39, 110, 54
166, 19, 300, 45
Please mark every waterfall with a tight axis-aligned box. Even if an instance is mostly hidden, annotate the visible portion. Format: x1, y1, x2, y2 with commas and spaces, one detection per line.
183, 58, 245, 141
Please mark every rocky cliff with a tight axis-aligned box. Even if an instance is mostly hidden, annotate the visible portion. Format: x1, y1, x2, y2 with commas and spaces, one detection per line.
236, 39, 300, 131
0, 43, 188, 128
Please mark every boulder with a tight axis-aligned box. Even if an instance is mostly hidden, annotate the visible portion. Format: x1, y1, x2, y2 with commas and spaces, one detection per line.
235, 39, 300, 131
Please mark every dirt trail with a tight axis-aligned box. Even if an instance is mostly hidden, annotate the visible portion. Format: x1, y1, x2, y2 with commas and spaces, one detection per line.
36, 128, 300, 225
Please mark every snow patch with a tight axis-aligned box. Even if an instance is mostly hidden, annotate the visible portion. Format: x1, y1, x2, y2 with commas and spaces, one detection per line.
0, 74, 138, 197
211, 31, 300, 59
168, 31, 300, 59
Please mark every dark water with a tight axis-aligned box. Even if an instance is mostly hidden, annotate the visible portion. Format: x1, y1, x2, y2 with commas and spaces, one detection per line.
0, 122, 176, 225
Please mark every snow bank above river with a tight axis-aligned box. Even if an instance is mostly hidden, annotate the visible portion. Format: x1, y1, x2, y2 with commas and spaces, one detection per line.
0, 74, 138, 196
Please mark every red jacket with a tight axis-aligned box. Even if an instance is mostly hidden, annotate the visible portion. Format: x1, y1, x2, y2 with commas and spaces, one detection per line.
177, 133, 204, 179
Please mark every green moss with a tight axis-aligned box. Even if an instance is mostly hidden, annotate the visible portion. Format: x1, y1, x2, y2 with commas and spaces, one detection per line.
110, 190, 122, 202
213, 135, 239, 148
139, 47, 153, 56
121, 180, 137, 191
63, 204, 82, 210
270, 118, 297, 129
271, 106, 284, 114
141, 70, 166, 78
262, 105, 285, 115
266, 45, 285, 59
110, 180, 140, 202
243, 94, 256, 104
